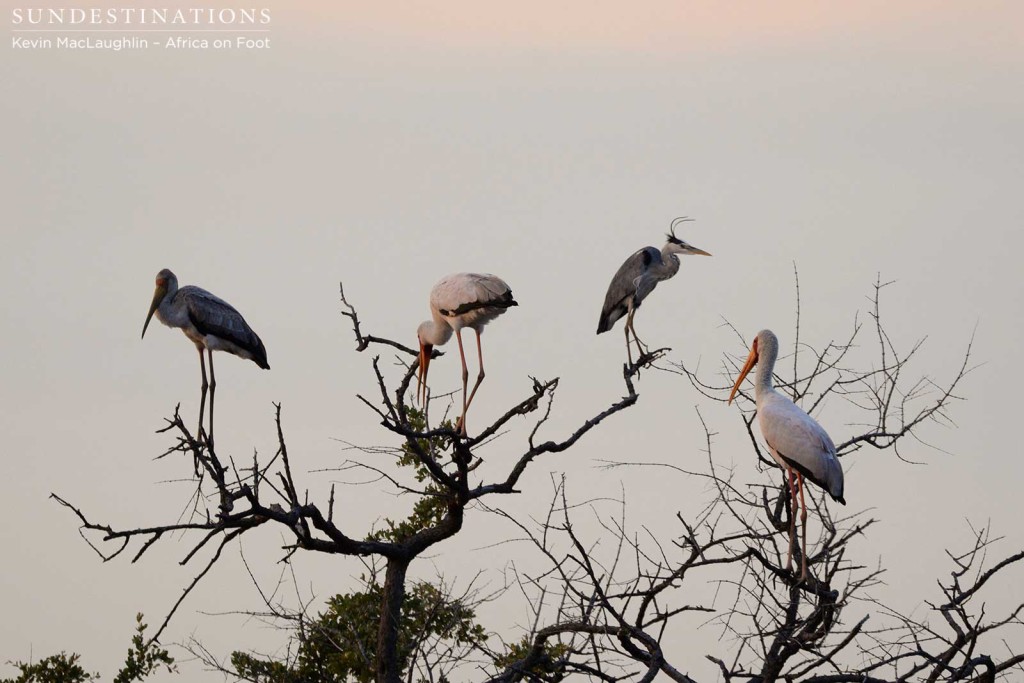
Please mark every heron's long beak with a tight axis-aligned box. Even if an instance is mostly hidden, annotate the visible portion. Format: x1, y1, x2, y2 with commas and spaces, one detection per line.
687, 246, 712, 257
728, 344, 758, 405
141, 284, 166, 339
417, 342, 433, 405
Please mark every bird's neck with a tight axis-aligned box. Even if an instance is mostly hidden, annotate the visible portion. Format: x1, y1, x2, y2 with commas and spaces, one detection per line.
655, 247, 681, 279
754, 344, 778, 400
157, 279, 180, 320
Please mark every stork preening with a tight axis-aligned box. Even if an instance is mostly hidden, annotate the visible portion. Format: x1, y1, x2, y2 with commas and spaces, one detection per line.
597, 218, 711, 364
416, 273, 517, 435
728, 329, 845, 580
142, 268, 269, 446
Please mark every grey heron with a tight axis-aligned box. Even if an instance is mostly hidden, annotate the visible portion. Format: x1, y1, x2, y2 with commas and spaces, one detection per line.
597, 218, 710, 364
142, 268, 269, 446
728, 329, 845, 580
416, 273, 518, 435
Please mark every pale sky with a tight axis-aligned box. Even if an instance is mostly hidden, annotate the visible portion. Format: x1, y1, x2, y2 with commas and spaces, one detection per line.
2, 2, 1023, 680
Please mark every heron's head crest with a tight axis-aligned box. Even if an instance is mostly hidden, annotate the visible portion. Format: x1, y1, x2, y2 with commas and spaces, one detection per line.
666, 216, 695, 244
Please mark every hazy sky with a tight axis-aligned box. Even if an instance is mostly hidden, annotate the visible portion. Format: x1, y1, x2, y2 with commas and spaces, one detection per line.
3, 2, 1023, 680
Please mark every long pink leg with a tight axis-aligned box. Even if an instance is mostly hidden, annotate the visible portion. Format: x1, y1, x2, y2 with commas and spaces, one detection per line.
786, 467, 797, 572
797, 472, 808, 581
463, 331, 487, 417
454, 329, 470, 435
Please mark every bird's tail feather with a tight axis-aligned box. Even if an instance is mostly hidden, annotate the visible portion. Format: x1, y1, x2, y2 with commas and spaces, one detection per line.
597, 306, 624, 335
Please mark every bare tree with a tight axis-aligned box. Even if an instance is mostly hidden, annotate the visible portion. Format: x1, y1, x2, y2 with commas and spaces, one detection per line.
53, 283, 660, 683
53, 276, 1022, 683
476, 277, 1022, 682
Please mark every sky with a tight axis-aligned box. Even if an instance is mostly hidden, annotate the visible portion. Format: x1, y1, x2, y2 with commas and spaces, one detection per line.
2, 2, 1023, 680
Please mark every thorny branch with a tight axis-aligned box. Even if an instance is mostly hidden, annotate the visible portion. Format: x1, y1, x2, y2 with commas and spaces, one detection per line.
668, 276, 977, 466
538, 275, 1015, 683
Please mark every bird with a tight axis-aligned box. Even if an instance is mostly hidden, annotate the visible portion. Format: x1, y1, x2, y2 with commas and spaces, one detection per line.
142, 268, 269, 447
597, 218, 711, 364
416, 273, 518, 436
728, 329, 845, 580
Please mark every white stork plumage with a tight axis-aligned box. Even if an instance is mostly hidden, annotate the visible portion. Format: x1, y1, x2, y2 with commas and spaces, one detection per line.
142, 268, 269, 446
416, 273, 518, 435
728, 329, 845, 580
597, 218, 710, 364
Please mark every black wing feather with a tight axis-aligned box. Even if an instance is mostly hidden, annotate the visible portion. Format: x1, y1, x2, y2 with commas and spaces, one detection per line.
441, 289, 518, 317
771, 444, 846, 505
181, 288, 270, 369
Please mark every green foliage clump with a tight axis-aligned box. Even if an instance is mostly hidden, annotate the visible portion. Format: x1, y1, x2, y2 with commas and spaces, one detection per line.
112, 614, 175, 683
232, 580, 485, 683
1, 614, 173, 683
0, 653, 98, 683
366, 407, 455, 544
494, 636, 571, 678
228, 654, 299, 683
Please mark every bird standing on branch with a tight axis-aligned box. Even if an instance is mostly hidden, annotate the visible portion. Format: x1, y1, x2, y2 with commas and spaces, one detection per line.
142, 268, 269, 446
416, 273, 517, 436
597, 218, 711, 364
728, 329, 845, 580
